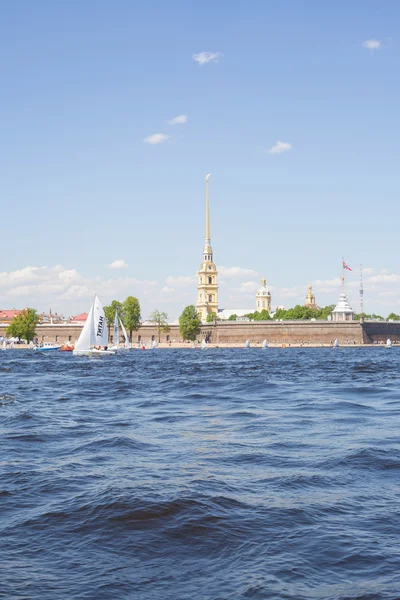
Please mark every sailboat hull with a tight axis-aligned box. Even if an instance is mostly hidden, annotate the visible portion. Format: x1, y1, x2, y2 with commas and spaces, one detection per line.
73, 349, 117, 356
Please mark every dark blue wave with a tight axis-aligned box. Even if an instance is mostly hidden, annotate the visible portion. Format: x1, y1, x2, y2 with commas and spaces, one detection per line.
1, 348, 400, 599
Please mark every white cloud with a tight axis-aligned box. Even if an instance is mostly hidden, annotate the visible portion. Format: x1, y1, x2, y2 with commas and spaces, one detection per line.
168, 115, 188, 125
268, 141, 293, 154
161, 286, 175, 294
108, 260, 128, 270
165, 275, 197, 285
144, 133, 169, 145
362, 39, 381, 50
58, 269, 81, 282
367, 274, 400, 284
218, 266, 258, 278
192, 52, 221, 65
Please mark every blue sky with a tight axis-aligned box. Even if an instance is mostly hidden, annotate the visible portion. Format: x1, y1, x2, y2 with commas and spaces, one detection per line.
1, 0, 399, 319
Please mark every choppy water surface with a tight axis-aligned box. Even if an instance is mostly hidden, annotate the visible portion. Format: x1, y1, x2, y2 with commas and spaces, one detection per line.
1, 348, 400, 599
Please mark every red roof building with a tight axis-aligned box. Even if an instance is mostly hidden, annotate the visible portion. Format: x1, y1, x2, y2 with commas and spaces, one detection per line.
0, 310, 22, 323
70, 312, 88, 324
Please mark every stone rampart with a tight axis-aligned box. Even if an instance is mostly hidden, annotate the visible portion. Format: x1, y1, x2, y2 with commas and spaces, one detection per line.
2, 320, 400, 345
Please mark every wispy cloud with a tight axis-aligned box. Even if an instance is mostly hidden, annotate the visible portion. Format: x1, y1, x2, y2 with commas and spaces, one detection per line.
192, 51, 221, 65
108, 260, 128, 270
165, 275, 197, 285
219, 266, 258, 278
268, 141, 293, 154
144, 133, 169, 145
168, 115, 188, 125
362, 39, 381, 50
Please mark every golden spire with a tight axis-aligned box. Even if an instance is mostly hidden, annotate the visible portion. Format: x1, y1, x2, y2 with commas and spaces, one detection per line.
203, 174, 212, 260
205, 174, 211, 241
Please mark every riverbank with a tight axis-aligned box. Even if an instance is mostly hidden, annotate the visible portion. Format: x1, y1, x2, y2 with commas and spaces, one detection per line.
3, 342, 396, 350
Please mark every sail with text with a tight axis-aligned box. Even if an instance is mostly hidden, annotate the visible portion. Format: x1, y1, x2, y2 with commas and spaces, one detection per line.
93, 295, 108, 347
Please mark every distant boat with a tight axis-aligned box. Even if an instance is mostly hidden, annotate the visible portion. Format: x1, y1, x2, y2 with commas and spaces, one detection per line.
59, 344, 74, 352
152, 340, 158, 349
201, 339, 207, 350
262, 340, 268, 349
10, 341, 14, 349
109, 309, 122, 351
73, 295, 116, 356
34, 343, 61, 352
120, 318, 130, 349
386, 338, 392, 348
245, 339, 250, 349
333, 339, 339, 348
1, 340, 6, 351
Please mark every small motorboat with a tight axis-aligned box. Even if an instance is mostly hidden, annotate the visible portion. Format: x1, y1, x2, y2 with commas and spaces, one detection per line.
34, 343, 62, 351
59, 344, 74, 352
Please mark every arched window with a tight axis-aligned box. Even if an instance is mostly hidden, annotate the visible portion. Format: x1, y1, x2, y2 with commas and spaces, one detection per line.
68, 335, 72, 342
209, 295, 212, 302
208, 277, 212, 284
55, 335, 59, 342
138, 335, 141, 342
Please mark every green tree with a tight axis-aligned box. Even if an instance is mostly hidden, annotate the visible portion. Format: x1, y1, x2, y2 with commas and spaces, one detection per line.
149, 309, 170, 343
179, 305, 201, 341
228, 314, 237, 321
123, 296, 141, 342
104, 300, 124, 341
387, 313, 400, 321
316, 305, 335, 320
206, 312, 219, 323
7, 308, 39, 342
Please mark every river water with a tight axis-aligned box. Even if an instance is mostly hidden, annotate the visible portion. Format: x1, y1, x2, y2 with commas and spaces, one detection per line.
1, 348, 400, 599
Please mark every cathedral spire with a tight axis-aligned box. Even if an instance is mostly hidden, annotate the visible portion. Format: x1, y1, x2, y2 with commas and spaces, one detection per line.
197, 174, 218, 321
203, 174, 212, 260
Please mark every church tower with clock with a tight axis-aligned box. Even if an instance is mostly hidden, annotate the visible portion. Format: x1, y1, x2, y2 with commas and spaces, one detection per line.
197, 174, 219, 321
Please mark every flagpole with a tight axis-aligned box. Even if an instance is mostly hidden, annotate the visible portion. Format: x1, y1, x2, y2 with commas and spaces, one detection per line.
341, 257, 345, 293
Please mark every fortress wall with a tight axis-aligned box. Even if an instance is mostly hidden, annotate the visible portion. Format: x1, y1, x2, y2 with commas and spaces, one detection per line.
2, 321, 400, 345
207, 321, 363, 344
0, 324, 84, 343
362, 321, 400, 343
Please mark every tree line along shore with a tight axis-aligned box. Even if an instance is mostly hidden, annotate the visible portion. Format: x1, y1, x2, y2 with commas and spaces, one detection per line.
3, 297, 400, 345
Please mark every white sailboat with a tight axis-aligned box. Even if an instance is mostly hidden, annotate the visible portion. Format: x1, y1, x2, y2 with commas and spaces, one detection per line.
244, 339, 250, 349
10, 340, 14, 349
73, 295, 116, 356
120, 318, 131, 349
201, 339, 207, 350
386, 338, 392, 348
333, 339, 339, 348
109, 310, 121, 351
262, 340, 268, 349
1, 340, 6, 351
152, 340, 158, 349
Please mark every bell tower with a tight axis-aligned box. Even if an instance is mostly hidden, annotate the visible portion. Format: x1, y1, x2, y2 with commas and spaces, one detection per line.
197, 174, 218, 321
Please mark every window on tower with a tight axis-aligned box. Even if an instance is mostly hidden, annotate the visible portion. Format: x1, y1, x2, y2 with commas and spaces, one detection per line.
208, 277, 212, 284
209, 295, 212, 303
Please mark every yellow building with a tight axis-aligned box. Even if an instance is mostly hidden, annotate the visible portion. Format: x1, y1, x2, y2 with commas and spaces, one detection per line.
304, 283, 318, 309
256, 279, 272, 313
197, 174, 218, 321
